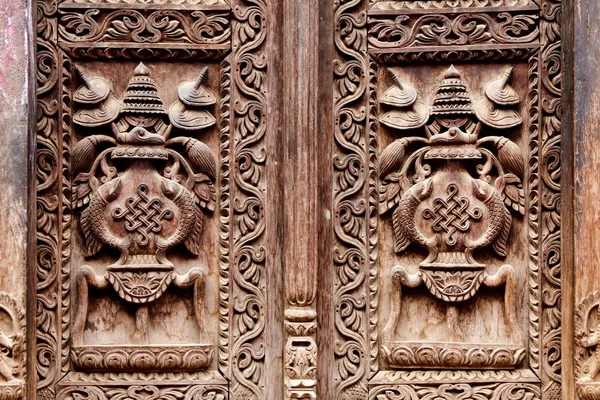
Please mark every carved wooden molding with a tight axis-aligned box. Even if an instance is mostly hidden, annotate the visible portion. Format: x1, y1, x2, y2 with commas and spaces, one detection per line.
55, 372, 228, 400
0, 293, 25, 400
227, 0, 268, 396
369, 383, 540, 400
368, 10, 539, 49
56, 4, 230, 60
370, 0, 532, 9
575, 291, 600, 400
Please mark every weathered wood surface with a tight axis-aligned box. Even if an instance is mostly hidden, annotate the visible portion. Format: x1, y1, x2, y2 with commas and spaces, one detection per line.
568, 1, 600, 399
0, 0, 580, 398
0, 0, 34, 398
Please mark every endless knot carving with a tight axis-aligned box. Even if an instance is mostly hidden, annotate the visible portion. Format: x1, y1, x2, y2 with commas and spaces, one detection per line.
423, 183, 483, 247
113, 183, 174, 247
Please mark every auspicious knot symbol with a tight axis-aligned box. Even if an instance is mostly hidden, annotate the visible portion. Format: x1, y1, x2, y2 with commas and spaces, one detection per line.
422, 183, 482, 247
112, 183, 174, 247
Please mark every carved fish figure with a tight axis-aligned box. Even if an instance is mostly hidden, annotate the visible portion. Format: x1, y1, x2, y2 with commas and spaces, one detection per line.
392, 178, 436, 253
81, 178, 132, 263
156, 178, 200, 264
465, 179, 511, 257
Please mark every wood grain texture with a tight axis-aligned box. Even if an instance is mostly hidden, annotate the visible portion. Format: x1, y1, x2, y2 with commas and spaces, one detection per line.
0, 0, 34, 397
570, 1, 600, 399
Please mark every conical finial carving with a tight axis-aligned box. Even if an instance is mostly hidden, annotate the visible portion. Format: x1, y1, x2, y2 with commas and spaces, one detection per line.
134, 62, 150, 76
431, 65, 474, 116
121, 63, 166, 115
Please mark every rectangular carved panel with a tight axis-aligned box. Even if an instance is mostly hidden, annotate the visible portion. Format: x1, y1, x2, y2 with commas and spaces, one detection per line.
35, 0, 271, 397
332, 0, 562, 398
377, 63, 529, 370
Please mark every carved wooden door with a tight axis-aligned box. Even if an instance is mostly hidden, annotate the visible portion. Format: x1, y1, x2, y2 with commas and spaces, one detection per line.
32, 0, 563, 398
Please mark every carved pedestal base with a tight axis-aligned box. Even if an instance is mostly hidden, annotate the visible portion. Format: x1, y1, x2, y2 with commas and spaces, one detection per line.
381, 342, 525, 370
578, 382, 600, 400
0, 383, 23, 400
71, 344, 214, 372
56, 372, 227, 400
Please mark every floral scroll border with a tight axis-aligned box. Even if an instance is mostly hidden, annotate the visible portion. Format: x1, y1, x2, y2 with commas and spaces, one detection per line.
333, 0, 562, 399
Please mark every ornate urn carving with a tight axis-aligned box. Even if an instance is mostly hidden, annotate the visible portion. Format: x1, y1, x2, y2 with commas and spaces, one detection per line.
379, 66, 525, 369
71, 63, 217, 371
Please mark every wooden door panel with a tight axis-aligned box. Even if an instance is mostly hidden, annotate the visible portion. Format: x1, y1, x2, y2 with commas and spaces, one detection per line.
330, 0, 562, 398
32, 0, 564, 398
35, 0, 271, 398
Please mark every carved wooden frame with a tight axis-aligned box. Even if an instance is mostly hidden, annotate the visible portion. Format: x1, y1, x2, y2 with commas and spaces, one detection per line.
332, 0, 562, 398
35, 0, 268, 398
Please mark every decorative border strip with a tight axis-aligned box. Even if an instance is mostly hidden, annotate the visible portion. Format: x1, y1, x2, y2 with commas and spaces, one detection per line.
56, 7, 230, 59
218, 57, 232, 379
370, 369, 539, 384
369, 382, 541, 400
537, 1, 562, 397
527, 50, 542, 382
36, 0, 64, 395
333, 0, 371, 397
370, 46, 538, 64
228, 0, 268, 397
70, 345, 214, 371
369, 0, 533, 10
367, 10, 539, 50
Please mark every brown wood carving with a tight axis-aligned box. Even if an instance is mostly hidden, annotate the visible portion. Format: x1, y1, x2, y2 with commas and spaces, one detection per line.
35, 0, 269, 396
31, 0, 562, 396
0, 293, 25, 400
379, 65, 525, 368
333, 0, 562, 398
576, 292, 600, 400
70, 62, 216, 368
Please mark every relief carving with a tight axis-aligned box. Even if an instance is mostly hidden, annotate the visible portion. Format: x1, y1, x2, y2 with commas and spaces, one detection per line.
56, 372, 228, 400
370, 383, 539, 400
371, 0, 531, 8
71, 63, 217, 371
0, 293, 25, 400
57, 5, 231, 60
379, 66, 525, 369
576, 291, 600, 400
368, 12, 538, 49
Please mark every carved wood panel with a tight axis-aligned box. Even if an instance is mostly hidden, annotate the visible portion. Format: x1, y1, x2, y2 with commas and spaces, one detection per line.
35, 0, 270, 397
33, 0, 563, 397
332, 0, 562, 398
